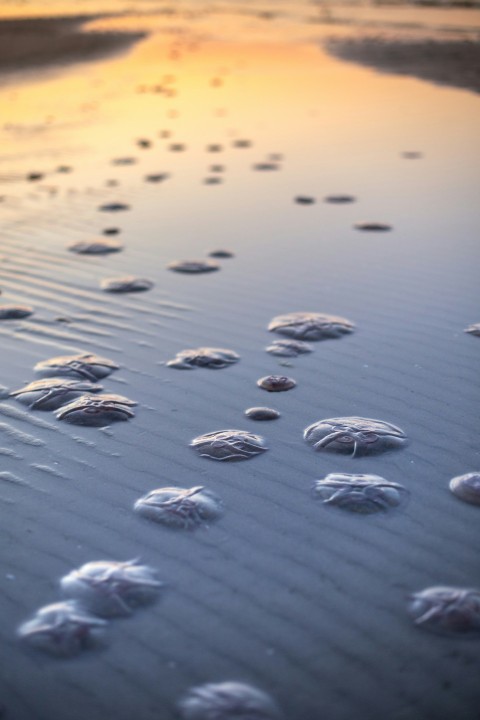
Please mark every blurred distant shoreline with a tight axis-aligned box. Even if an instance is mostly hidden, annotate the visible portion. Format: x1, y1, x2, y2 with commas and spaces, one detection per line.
324, 35, 480, 93
0, 15, 146, 79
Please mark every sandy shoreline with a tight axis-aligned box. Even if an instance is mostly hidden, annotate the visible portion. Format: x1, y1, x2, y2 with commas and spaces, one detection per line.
325, 35, 480, 93
0, 15, 146, 77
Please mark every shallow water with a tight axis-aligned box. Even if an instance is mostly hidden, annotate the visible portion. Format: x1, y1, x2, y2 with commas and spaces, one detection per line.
0, 3, 479, 720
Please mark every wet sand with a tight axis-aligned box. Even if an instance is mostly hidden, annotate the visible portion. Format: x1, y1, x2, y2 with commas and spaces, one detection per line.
0, 3, 479, 720
0, 15, 146, 77
325, 36, 480, 94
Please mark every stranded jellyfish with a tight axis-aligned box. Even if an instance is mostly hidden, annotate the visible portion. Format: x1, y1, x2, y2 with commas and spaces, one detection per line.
449, 472, 480, 506
167, 347, 239, 370
68, 238, 123, 255
10, 378, 102, 410
134, 486, 223, 529
252, 162, 279, 171
208, 249, 234, 258
313, 473, 408, 514
265, 339, 313, 357
17, 601, 106, 657
0, 305, 34, 320
177, 681, 282, 720
60, 560, 163, 618
268, 311, 354, 341
407, 587, 480, 636
167, 260, 220, 274
191, 430, 268, 461
35, 353, 119, 381
97, 202, 130, 212
257, 375, 296, 392
100, 276, 154, 293
294, 196, 315, 204
56, 394, 136, 426
324, 194, 356, 204
245, 407, 280, 421
464, 323, 480, 337
304, 417, 407, 457
144, 173, 169, 183
232, 139, 252, 148
353, 222, 392, 232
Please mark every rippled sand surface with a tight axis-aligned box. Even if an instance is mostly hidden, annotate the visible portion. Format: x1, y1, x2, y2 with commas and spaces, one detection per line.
0, 2, 479, 719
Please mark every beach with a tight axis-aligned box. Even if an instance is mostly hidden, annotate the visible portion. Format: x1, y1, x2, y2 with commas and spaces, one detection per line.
0, 2, 479, 720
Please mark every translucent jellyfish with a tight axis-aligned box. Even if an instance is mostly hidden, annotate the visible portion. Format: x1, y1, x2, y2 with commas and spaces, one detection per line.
304, 417, 407, 457
56, 394, 136, 426
407, 587, 480, 636
252, 163, 279, 171
34, 353, 119, 381
0, 305, 34, 320
245, 407, 280, 421
17, 601, 107, 657
60, 560, 163, 618
100, 276, 154, 293
265, 339, 313, 357
313, 473, 408, 514
464, 323, 480, 337
208, 249, 233, 258
257, 375, 296, 392
68, 238, 123, 254
10, 378, 103, 411
177, 681, 282, 720
294, 196, 315, 204
449, 472, 480, 506
97, 202, 130, 212
167, 347, 240, 370
145, 173, 169, 183
353, 222, 392, 231
324, 194, 356, 203
191, 430, 268, 461
134, 486, 223, 529
167, 260, 220, 274
268, 311, 354, 341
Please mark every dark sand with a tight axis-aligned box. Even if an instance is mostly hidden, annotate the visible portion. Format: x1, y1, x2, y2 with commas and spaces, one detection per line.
0, 15, 146, 77
325, 36, 480, 94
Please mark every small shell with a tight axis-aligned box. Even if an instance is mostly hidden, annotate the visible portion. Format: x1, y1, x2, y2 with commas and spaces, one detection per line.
268, 311, 354, 341
191, 429, 268, 461
56, 393, 136, 426
97, 202, 130, 212
449, 472, 480, 506
257, 375, 296, 392
206, 144, 223, 152
167, 347, 239, 370
10, 378, 103, 410
60, 560, 163, 618
100, 276, 154, 293
407, 587, 480, 636
265, 339, 313, 357
0, 305, 33, 320
134, 486, 223, 529
34, 353, 119, 381
313, 473, 408, 514
18, 601, 107, 657
167, 260, 220, 274
177, 681, 282, 720
354, 222, 392, 231
68, 238, 123, 254
464, 323, 480, 337
245, 407, 280, 421
168, 143, 186, 152
232, 139, 252, 148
